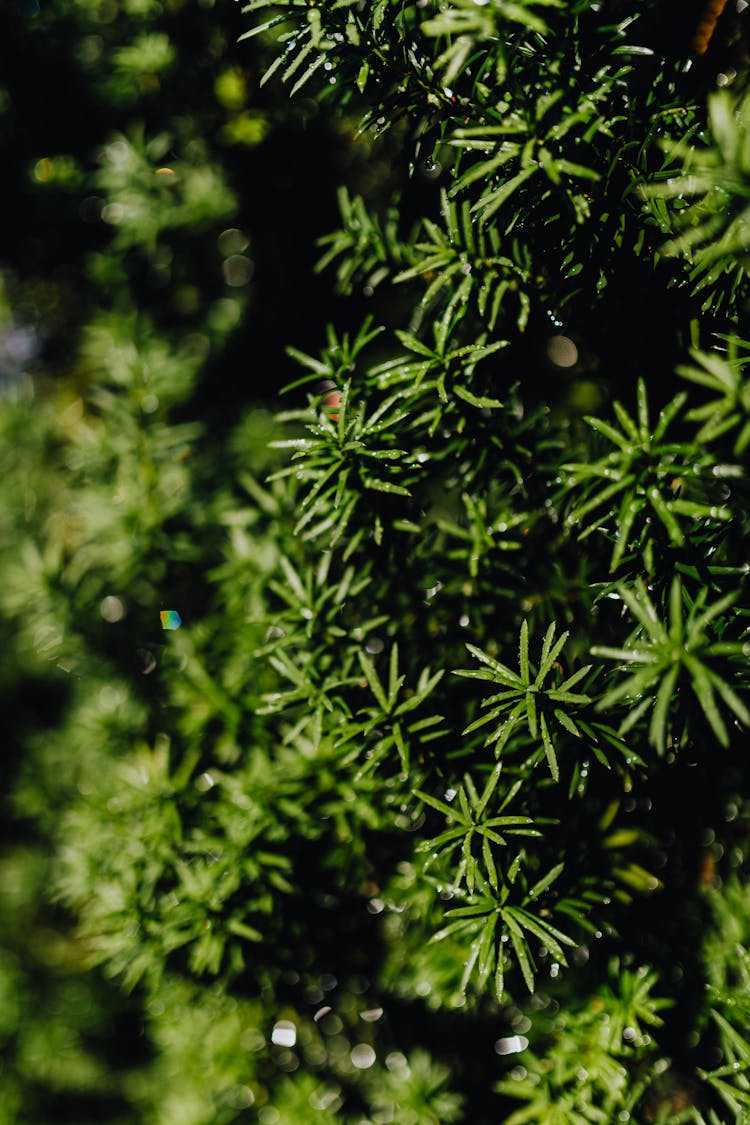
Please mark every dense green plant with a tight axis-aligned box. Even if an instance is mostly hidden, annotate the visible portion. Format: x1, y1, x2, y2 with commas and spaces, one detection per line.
6, 0, 750, 1122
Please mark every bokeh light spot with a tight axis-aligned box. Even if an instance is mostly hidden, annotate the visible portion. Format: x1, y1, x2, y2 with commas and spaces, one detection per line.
546, 335, 578, 368
351, 1043, 376, 1069
495, 1035, 529, 1055
218, 227, 250, 256
223, 254, 254, 287
160, 609, 182, 631
100, 595, 126, 622
271, 1020, 296, 1047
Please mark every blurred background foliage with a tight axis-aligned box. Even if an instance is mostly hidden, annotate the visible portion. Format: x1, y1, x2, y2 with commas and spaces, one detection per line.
2, 2, 457, 1121
1, 0, 406, 406
1, 0, 365, 1120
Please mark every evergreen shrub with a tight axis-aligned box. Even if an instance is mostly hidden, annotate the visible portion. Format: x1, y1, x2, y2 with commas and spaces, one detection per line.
6, 1, 750, 1122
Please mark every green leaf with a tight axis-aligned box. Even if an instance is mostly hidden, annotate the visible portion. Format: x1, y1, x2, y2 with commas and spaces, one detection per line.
474, 168, 536, 224
475, 761, 503, 818
539, 712, 559, 781
648, 663, 679, 749
414, 789, 468, 824
357, 650, 389, 713
504, 914, 535, 992
527, 861, 565, 902
519, 619, 530, 684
